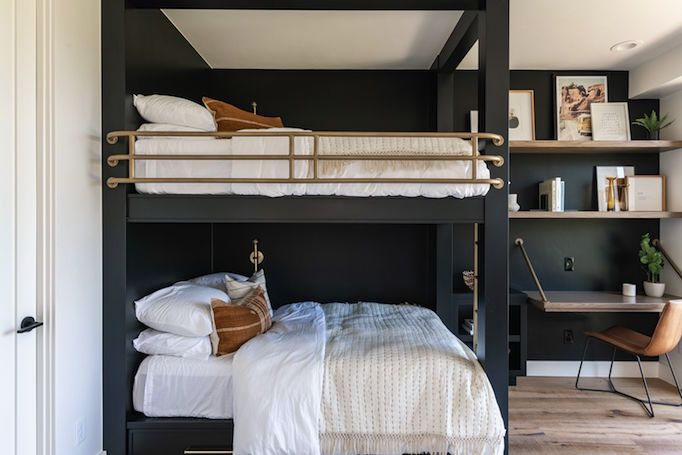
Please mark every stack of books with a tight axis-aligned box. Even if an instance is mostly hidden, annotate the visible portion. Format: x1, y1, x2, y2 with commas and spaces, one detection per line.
461, 318, 474, 336
539, 177, 565, 212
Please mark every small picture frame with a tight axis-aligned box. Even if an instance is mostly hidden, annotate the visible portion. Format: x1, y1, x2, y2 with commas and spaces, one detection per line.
508, 90, 536, 141
590, 102, 631, 141
626, 176, 666, 212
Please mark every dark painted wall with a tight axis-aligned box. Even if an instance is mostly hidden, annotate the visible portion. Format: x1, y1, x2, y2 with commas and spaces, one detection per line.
125, 9, 209, 128
202, 70, 437, 132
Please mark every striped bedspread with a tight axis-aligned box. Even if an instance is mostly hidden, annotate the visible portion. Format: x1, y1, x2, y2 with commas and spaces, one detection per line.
320, 303, 505, 455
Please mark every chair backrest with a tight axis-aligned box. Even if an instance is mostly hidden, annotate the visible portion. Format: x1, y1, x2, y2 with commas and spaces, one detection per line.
645, 300, 682, 357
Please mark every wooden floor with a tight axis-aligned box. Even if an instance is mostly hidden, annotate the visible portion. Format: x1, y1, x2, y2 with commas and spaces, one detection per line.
510, 377, 682, 454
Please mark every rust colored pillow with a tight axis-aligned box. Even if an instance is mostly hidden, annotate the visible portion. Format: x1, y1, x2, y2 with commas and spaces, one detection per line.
202, 97, 283, 132
210, 287, 272, 356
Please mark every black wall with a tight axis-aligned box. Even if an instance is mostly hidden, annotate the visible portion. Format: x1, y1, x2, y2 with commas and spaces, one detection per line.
125, 9, 209, 128
203, 70, 437, 132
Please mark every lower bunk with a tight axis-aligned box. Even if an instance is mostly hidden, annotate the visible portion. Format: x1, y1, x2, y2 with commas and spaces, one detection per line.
130, 301, 505, 455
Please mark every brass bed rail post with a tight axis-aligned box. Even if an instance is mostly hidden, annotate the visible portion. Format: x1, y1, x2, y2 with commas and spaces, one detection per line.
473, 222, 479, 352
653, 239, 682, 280
128, 132, 135, 180
471, 134, 478, 181
288, 134, 295, 181
313, 134, 319, 179
514, 238, 549, 303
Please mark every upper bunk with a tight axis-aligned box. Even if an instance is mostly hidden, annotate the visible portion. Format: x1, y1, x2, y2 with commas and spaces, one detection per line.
102, 1, 510, 225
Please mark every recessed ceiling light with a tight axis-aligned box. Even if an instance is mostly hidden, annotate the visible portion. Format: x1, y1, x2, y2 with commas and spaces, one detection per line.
610, 40, 642, 52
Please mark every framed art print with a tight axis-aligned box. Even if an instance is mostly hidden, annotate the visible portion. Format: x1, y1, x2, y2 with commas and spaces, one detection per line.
508, 90, 536, 141
555, 75, 608, 141
591, 102, 631, 141
626, 176, 666, 211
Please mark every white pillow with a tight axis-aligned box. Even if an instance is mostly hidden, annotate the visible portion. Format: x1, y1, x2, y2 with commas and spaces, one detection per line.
224, 269, 273, 316
135, 283, 227, 336
133, 94, 216, 131
133, 328, 212, 360
136, 123, 216, 140
177, 272, 249, 293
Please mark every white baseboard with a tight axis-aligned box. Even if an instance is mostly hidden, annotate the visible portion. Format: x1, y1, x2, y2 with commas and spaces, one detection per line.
526, 360, 661, 378
96, 451, 107, 455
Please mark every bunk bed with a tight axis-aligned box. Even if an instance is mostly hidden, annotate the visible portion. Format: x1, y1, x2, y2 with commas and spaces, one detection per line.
102, 1, 510, 455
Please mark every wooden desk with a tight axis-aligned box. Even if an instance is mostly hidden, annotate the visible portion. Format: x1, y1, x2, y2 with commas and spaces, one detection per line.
525, 291, 680, 313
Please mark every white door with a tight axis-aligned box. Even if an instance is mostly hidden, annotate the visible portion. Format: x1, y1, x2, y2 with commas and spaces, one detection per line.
1, 0, 41, 453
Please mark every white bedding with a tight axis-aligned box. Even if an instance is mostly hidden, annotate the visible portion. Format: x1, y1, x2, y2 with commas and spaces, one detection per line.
134, 128, 491, 198
132, 302, 505, 454
133, 354, 235, 419
233, 302, 505, 455
233, 302, 326, 455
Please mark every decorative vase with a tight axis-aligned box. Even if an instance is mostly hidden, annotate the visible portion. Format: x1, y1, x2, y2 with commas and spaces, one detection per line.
606, 176, 617, 211
648, 131, 660, 140
643, 281, 665, 298
508, 194, 520, 212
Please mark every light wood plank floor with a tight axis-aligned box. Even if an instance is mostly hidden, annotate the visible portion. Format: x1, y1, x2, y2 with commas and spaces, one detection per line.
510, 377, 682, 454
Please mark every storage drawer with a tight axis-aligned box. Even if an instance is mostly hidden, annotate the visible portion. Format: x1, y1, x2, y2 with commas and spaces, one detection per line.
129, 429, 232, 455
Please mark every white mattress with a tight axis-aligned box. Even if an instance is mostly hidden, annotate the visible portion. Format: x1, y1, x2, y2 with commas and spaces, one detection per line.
134, 128, 491, 198
133, 354, 234, 419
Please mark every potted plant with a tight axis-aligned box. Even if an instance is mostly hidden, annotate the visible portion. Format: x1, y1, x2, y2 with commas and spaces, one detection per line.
639, 233, 665, 297
632, 110, 674, 140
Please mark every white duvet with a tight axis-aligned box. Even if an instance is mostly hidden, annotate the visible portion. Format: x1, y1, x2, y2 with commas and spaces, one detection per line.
233, 302, 505, 455
134, 128, 491, 198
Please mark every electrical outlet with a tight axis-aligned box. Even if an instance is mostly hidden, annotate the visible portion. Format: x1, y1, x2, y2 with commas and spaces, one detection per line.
563, 329, 575, 344
74, 418, 86, 446
564, 257, 575, 271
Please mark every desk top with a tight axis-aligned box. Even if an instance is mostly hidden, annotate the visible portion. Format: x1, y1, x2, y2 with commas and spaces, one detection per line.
525, 291, 680, 313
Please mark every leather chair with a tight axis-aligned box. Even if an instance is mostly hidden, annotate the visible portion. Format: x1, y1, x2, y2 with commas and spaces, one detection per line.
575, 300, 682, 417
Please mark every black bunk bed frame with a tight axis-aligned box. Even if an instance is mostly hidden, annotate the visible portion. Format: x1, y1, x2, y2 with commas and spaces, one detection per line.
103, 1, 510, 454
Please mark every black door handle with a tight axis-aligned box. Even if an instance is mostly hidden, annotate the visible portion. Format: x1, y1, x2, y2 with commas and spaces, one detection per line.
17, 317, 43, 334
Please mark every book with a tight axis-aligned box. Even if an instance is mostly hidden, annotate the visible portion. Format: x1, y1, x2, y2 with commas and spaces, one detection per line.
539, 178, 565, 212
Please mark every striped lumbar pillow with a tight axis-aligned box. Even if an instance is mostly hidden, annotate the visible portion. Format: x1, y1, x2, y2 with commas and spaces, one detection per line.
225, 269, 273, 317
210, 287, 272, 356
202, 97, 283, 132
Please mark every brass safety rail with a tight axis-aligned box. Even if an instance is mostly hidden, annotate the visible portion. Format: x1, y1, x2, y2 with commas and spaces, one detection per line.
105, 130, 505, 190
515, 238, 549, 303
653, 239, 682, 281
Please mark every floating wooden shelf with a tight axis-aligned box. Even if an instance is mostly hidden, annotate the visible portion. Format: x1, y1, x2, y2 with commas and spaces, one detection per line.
510, 140, 682, 154
509, 211, 682, 219
525, 291, 679, 313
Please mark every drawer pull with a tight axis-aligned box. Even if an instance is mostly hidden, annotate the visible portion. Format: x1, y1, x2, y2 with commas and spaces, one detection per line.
184, 450, 233, 454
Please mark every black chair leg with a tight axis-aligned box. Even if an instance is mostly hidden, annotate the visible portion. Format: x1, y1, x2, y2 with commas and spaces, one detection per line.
574, 337, 682, 417
646, 353, 682, 407
575, 338, 591, 390
635, 355, 655, 417
606, 347, 616, 392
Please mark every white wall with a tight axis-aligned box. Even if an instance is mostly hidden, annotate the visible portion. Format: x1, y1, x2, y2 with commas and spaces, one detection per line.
630, 43, 682, 99
53, 0, 102, 453
660, 89, 682, 383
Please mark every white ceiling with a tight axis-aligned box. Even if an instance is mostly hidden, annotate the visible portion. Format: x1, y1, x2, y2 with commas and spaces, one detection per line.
458, 0, 682, 70
163, 10, 462, 70
164, 1, 682, 70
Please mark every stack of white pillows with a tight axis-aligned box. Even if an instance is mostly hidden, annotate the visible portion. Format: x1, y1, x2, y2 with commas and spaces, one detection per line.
132, 270, 270, 360
133, 94, 218, 136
